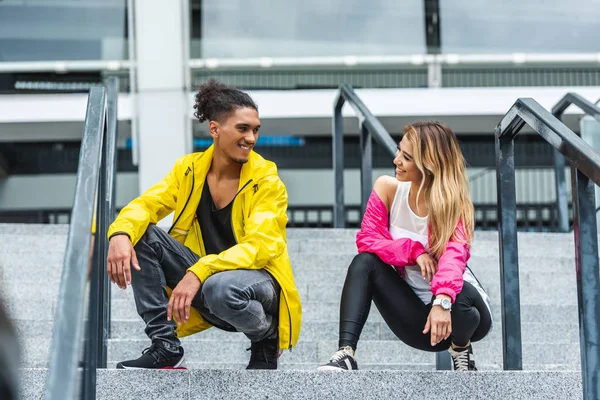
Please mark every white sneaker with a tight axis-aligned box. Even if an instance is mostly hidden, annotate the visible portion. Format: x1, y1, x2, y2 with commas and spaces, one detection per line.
448, 345, 477, 371
317, 346, 358, 371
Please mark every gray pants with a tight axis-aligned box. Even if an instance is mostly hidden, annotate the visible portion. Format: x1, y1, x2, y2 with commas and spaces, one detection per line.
130, 224, 280, 348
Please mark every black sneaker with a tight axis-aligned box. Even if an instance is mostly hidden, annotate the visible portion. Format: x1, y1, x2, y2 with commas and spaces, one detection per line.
246, 336, 279, 370
116, 341, 185, 370
448, 344, 477, 371
317, 346, 358, 371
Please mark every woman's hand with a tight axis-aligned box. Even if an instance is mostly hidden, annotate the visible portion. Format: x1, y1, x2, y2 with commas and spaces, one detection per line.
423, 298, 452, 346
416, 253, 437, 284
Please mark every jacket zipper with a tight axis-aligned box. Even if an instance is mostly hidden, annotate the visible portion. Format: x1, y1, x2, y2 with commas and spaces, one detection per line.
286, 293, 293, 351
168, 162, 195, 235
229, 178, 293, 350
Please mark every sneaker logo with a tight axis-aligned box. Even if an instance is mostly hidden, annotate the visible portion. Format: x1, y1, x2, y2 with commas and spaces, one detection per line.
344, 358, 353, 370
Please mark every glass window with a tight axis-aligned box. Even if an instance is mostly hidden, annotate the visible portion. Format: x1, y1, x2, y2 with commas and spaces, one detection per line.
191, 0, 426, 58
441, 0, 600, 53
0, 1, 127, 62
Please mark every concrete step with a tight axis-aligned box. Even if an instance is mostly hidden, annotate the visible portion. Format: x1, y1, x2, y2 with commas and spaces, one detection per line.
3, 289, 580, 324
1, 280, 581, 324
0, 226, 587, 253
0, 246, 580, 278
20, 369, 582, 399
105, 299, 579, 324
1, 271, 581, 317
0, 253, 580, 305
88, 361, 582, 371
291, 239, 582, 258
103, 278, 576, 304
0, 223, 69, 235
12, 318, 581, 344
300, 282, 580, 305
20, 338, 581, 369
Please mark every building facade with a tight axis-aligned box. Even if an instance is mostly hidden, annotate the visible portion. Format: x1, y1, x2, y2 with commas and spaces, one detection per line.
1, 0, 600, 229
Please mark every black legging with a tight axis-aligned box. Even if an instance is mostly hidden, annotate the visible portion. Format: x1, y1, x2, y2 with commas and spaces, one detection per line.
339, 252, 492, 351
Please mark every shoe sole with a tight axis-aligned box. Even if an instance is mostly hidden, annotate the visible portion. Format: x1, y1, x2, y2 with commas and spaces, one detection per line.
316, 366, 355, 371
117, 355, 186, 370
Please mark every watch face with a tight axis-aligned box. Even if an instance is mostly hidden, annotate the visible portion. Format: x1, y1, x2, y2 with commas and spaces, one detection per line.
441, 299, 451, 309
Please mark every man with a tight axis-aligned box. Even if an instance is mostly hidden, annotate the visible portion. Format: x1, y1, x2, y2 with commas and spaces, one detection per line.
107, 80, 301, 370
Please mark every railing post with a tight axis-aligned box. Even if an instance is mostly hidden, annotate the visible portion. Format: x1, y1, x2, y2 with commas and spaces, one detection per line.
359, 121, 372, 217
83, 230, 101, 400
580, 116, 600, 228
553, 149, 570, 232
495, 125, 523, 370
435, 351, 452, 370
333, 90, 345, 228
571, 168, 600, 400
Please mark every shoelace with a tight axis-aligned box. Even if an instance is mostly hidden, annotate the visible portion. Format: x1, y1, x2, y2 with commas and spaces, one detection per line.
330, 347, 353, 363
142, 343, 174, 363
450, 348, 470, 371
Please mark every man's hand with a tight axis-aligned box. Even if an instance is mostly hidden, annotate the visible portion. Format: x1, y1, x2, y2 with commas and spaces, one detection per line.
107, 234, 140, 290
423, 295, 452, 346
168, 272, 201, 325
416, 253, 437, 284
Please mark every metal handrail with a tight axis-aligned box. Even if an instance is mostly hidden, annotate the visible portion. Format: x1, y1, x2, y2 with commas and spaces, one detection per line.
332, 83, 453, 370
333, 84, 397, 227
468, 166, 496, 183
44, 86, 106, 400
496, 97, 600, 400
82, 77, 119, 398
551, 93, 600, 232
44, 78, 119, 400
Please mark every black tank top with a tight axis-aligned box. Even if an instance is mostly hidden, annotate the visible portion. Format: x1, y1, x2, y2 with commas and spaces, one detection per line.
196, 182, 237, 255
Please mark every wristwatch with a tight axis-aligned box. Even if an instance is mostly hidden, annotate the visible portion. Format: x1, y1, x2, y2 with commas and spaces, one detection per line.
432, 297, 452, 311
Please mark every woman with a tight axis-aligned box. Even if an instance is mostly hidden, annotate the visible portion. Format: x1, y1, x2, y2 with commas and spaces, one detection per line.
318, 122, 492, 372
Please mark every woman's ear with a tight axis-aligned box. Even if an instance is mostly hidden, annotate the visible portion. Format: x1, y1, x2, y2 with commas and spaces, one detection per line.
423, 168, 433, 183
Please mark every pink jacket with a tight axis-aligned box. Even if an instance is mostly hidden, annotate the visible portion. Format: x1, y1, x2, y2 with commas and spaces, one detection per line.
356, 190, 470, 303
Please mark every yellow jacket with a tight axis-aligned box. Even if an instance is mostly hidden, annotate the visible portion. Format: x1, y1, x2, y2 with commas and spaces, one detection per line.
108, 146, 301, 350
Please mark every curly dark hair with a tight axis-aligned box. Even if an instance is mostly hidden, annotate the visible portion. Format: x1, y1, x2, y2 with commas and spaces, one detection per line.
193, 79, 258, 123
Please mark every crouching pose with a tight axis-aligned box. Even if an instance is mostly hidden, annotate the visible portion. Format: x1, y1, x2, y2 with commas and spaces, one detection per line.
319, 122, 492, 371
107, 80, 301, 370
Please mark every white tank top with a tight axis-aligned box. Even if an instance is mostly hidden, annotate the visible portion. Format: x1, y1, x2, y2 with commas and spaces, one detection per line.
388, 181, 493, 323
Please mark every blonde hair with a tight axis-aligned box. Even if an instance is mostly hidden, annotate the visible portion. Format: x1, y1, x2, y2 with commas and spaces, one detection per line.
403, 122, 475, 259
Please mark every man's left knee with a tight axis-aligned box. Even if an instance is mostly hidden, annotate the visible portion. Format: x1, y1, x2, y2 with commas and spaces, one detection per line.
201, 273, 246, 313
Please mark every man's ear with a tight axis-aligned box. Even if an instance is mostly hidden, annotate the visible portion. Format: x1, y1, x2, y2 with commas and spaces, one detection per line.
208, 120, 219, 138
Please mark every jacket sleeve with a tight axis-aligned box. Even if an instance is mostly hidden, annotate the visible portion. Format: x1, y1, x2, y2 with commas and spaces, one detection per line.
188, 175, 288, 284
107, 158, 182, 246
356, 190, 427, 267
430, 220, 471, 303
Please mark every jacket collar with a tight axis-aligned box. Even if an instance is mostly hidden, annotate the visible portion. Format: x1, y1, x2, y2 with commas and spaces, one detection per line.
192, 144, 276, 191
